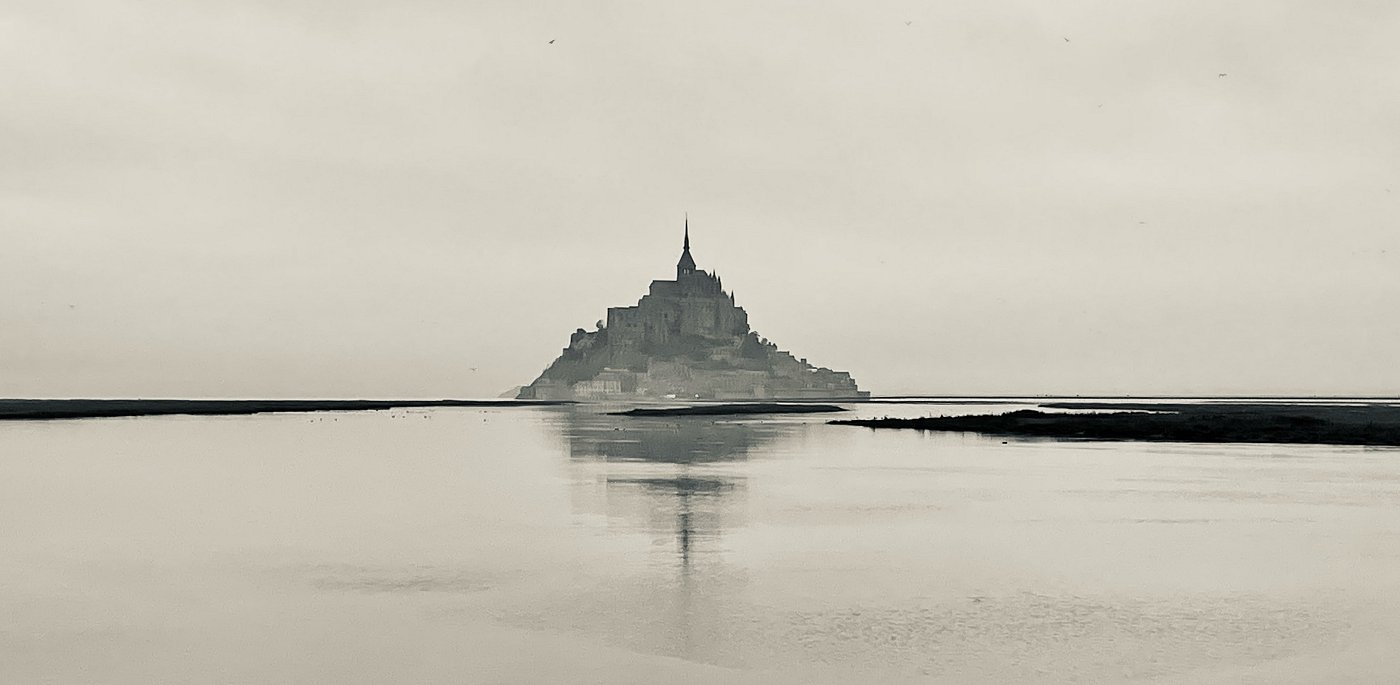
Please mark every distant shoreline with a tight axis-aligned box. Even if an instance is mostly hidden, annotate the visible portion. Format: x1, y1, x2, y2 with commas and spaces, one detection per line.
832, 402, 1400, 447
0, 399, 569, 421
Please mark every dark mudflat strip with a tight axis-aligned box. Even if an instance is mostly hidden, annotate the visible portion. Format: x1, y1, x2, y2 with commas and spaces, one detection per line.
1040, 401, 1400, 418
831, 405, 1400, 447
0, 398, 569, 421
613, 403, 847, 417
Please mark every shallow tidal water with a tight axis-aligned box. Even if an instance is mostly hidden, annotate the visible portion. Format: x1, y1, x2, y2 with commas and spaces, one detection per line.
3, 400, 1400, 684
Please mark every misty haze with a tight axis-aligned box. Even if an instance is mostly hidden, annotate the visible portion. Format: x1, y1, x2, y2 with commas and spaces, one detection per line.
4, 1, 1399, 684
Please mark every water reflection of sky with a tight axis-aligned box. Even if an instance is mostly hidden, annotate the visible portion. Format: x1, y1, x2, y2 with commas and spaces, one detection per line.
8, 402, 1400, 684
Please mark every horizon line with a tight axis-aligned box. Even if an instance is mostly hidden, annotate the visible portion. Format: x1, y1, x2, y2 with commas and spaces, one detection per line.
4, 394, 1398, 402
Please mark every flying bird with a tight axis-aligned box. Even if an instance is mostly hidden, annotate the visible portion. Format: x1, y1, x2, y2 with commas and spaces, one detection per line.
548, 39, 555, 44
1218, 73, 1228, 78
905, 20, 912, 26
1063, 37, 1070, 42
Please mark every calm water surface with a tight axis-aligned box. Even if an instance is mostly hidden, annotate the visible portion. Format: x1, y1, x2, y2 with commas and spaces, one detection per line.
3, 401, 1400, 684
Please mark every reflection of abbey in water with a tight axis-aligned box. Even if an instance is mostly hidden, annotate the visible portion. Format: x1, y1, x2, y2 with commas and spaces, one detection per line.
518, 219, 868, 401
561, 411, 781, 464
556, 408, 777, 664
558, 408, 790, 567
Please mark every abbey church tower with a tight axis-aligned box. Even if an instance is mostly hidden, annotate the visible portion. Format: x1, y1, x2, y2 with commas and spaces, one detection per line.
676, 217, 697, 279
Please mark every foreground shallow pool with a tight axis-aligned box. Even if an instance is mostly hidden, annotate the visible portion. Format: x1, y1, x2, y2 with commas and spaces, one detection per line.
4, 401, 1399, 684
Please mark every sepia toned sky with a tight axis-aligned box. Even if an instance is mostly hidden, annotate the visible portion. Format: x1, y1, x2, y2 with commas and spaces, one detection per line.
3, 0, 1398, 398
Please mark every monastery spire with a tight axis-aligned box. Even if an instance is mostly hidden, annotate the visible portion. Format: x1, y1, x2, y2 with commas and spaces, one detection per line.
677, 213, 697, 277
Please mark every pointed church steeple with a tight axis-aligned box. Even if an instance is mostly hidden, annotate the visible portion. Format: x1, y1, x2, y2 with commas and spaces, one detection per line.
677, 213, 697, 277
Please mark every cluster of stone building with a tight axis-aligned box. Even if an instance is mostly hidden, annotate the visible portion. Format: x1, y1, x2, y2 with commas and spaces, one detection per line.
518, 222, 866, 401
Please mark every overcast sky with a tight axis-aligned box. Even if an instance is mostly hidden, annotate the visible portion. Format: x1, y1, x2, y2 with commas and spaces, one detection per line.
3, 0, 1397, 398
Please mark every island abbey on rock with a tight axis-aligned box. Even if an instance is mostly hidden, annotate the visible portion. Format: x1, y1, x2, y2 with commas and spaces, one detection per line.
518, 220, 868, 401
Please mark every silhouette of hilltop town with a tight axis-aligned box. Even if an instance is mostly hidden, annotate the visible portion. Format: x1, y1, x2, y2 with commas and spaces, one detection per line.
518, 219, 867, 401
